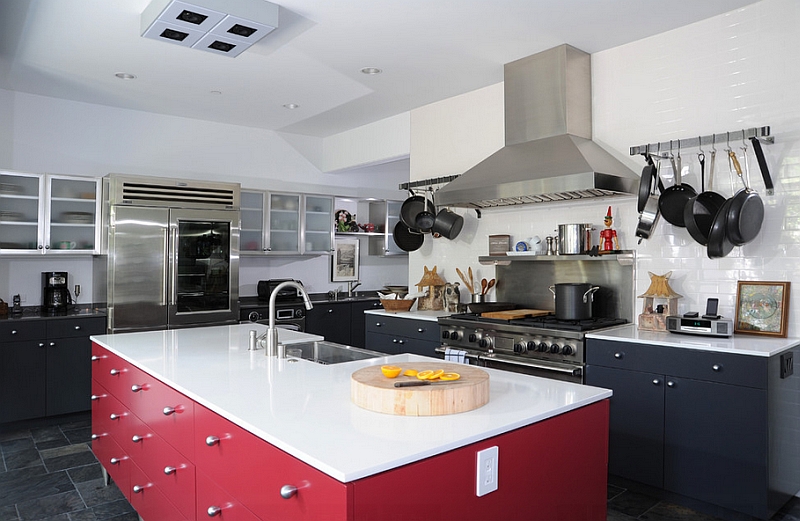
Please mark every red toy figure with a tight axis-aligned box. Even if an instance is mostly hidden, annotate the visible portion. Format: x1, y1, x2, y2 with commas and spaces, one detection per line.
600, 206, 620, 253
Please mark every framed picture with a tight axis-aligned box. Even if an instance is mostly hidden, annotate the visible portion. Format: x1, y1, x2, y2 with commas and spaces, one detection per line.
734, 281, 791, 337
332, 239, 359, 282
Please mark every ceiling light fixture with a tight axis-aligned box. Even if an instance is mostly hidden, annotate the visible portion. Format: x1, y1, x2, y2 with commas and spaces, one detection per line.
283, 103, 299, 109
360, 67, 382, 75
141, 0, 279, 58
115, 73, 137, 80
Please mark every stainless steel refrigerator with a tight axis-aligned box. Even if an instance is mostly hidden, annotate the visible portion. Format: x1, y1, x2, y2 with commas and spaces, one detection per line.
96, 175, 240, 333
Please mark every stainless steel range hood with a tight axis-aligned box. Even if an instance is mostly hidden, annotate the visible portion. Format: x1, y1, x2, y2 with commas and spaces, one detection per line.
436, 44, 638, 209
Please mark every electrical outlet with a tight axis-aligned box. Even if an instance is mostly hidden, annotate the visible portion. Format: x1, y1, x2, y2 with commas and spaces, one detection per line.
476, 446, 498, 496
781, 352, 793, 379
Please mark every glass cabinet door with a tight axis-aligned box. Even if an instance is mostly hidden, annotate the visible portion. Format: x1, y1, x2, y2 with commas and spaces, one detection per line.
0, 172, 43, 252
240, 190, 266, 253
46, 176, 99, 253
303, 195, 333, 254
267, 193, 300, 253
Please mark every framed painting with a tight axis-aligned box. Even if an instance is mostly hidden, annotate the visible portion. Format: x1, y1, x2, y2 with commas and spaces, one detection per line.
332, 238, 359, 282
734, 281, 790, 337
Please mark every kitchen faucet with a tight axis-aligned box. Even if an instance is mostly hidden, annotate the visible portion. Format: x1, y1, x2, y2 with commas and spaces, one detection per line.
347, 280, 361, 298
260, 281, 313, 357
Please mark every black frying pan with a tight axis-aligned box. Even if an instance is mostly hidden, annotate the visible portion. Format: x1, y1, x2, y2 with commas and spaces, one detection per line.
684, 152, 726, 245
725, 150, 763, 246
706, 197, 735, 259
658, 154, 696, 227
393, 221, 424, 252
400, 193, 428, 230
638, 155, 656, 213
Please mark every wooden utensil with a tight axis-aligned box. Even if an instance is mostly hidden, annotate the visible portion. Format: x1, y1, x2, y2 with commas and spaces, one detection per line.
456, 268, 474, 294
486, 279, 496, 293
480, 278, 488, 295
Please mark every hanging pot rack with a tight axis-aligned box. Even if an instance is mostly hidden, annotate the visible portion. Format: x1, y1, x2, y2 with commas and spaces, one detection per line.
398, 174, 460, 191
630, 125, 774, 195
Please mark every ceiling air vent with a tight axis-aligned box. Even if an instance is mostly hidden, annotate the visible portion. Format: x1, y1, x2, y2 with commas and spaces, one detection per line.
106, 175, 240, 210
141, 0, 279, 57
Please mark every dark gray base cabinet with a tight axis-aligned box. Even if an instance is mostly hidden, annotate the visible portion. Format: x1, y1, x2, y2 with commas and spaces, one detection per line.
0, 316, 106, 424
586, 338, 799, 520
365, 314, 441, 356
305, 300, 382, 348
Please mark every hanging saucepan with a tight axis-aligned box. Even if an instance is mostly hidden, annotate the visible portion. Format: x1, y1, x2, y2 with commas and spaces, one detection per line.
414, 194, 436, 232
658, 146, 696, 227
636, 158, 662, 243
399, 191, 428, 230
725, 147, 763, 246
393, 221, 424, 252
431, 208, 464, 239
684, 149, 726, 246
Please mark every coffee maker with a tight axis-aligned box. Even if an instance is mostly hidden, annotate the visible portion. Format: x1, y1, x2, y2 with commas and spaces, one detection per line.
42, 271, 71, 314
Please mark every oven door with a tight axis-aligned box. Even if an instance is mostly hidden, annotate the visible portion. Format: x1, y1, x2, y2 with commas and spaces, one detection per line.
479, 354, 583, 384
240, 307, 305, 331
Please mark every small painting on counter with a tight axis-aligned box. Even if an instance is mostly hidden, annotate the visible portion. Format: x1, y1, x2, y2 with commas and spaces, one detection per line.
734, 281, 790, 337
332, 238, 359, 282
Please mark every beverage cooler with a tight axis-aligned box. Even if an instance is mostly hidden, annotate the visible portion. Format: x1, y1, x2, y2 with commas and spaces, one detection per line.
95, 175, 240, 333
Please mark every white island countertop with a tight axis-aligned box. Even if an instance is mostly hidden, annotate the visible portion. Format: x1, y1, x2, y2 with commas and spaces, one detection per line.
364, 309, 451, 321
587, 324, 800, 357
91, 323, 610, 483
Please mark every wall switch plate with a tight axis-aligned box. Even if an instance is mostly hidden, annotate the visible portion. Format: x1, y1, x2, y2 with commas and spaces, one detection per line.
476, 446, 498, 496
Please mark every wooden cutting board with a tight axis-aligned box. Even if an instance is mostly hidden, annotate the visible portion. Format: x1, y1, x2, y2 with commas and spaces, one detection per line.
481, 308, 552, 320
351, 362, 489, 416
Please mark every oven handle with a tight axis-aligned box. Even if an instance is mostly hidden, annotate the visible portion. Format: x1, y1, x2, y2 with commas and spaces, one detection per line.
482, 354, 582, 376
434, 346, 481, 362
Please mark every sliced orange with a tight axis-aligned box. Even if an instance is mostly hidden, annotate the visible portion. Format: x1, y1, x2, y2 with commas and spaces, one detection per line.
381, 365, 403, 378
416, 370, 435, 380
428, 369, 445, 381
402, 369, 418, 377
439, 372, 461, 381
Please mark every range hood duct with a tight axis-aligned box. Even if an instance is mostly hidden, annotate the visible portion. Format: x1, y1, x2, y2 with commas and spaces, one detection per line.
436, 44, 638, 209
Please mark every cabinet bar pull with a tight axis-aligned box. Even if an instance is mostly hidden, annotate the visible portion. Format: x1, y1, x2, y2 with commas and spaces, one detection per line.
205, 435, 220, 446
164, 466, 177, 475
163, 406, 176, 416
207, 506, 222, 517
131, 384, 144, 393
280, 485, 298, 499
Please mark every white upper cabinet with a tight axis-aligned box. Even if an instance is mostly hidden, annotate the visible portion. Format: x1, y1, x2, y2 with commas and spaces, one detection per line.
0, 171, 100, 255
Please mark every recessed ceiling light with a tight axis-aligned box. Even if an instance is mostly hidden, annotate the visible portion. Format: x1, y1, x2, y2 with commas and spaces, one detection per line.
115, 73, 137, 80
360, 67, 382, 75
283, 103, 300, 109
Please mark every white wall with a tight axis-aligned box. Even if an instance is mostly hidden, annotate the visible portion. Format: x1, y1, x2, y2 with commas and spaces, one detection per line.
0, 91, 407, 304
411, 0, 800, 335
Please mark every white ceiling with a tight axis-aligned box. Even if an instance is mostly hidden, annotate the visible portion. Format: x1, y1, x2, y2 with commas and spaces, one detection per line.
0, 0, 759, 138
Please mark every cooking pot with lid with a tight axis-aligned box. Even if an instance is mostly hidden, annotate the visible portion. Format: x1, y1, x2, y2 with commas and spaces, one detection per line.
548, 283, 599, 320
557, 224, 592, 255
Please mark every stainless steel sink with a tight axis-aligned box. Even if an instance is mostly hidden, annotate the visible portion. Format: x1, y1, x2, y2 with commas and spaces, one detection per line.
286, 341, 384, 365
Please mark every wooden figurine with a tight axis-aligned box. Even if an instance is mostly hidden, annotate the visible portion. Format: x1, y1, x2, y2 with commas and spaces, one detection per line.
416, 266, 446, 310
638, 271, 682, 331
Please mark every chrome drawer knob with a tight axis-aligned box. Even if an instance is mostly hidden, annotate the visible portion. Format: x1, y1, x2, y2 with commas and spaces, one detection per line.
164, 466, 177, 475
280, 485, 298, 499
74, 326, 81, 330
133, 484, 148, 493
91, 355, 101, 361
90, 394, 104, 401
205, 435, 220, 446
652, 379, 661, 385
163, 406, 176, 416
667, 381, 675, 388
712, 364, 722, 372
614, 352, 624, 359
110, 457, 125, 465
109, 369, 121, 376
109, 413, 122, 420
207, 506, 222, 517
417, 328, 424, 333
91, 433, 106, 440
131, 435, 145, 443
131, 384, 144, 393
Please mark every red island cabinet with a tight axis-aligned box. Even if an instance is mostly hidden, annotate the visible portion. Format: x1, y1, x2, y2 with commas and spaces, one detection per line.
92, 342, 609, 521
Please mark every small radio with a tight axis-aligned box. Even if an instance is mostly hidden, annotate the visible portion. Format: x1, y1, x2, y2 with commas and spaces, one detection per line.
666, 315, 733, 337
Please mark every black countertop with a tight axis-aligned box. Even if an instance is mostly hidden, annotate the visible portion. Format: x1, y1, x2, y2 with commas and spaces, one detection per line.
239, 292, 381, 309
0, 304, 107, 322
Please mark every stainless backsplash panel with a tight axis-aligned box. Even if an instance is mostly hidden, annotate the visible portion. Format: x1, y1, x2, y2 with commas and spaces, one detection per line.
494, 254, 636, 321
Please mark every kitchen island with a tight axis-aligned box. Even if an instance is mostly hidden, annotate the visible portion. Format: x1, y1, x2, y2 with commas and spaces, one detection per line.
90, 323, 611, 521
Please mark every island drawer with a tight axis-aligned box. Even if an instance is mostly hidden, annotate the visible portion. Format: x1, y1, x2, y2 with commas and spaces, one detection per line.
194, 404, 348, 521
91, 426, 131, 501
0, 321, 43, 342
586, 339, 768, 388
129, 460, 188, 521
197, 471, 261, 521
365, 315, 440, 342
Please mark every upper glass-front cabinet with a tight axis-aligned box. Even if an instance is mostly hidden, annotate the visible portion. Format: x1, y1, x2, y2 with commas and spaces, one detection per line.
0, 171, 100, 255
240, 189, 333, 255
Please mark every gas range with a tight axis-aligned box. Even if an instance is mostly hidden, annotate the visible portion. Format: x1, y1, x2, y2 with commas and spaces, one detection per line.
438, 313, 627, 383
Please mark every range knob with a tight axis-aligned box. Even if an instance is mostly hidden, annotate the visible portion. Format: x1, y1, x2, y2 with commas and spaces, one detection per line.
468, 333, 478, 343
449, 331, 460, 341
248, 311, 260, 322
538, 342, 549, 352
513, 342, 525, 354
562, 344, 575, 356
478, 337, 492, 348
526, 340, 537, 352
549, 343, 561, 354
442, 331, 451, 340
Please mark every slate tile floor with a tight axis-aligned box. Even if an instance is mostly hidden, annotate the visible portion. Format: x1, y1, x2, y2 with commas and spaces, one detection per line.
2, 413, 800, 521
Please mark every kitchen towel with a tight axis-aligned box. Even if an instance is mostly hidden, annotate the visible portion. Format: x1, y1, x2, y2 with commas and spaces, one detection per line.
444, 347, 467, 364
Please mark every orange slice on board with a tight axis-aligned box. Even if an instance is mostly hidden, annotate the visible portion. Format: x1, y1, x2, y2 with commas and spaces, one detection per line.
381, 365, 403, 378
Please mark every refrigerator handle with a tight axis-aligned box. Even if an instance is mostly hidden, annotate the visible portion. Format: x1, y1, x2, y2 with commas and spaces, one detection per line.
168, 226, 177, 306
